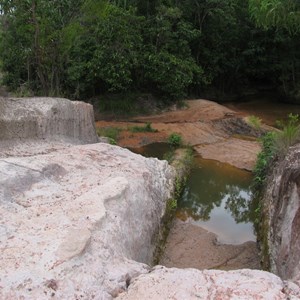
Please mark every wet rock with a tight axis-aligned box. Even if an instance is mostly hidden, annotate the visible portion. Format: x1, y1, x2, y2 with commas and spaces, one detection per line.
213, 117, 264, 137
133, 99, 237, 123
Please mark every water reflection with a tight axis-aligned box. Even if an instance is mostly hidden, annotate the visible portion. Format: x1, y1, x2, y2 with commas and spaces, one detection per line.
177, 157, 256, 244
130, 143, 257, 245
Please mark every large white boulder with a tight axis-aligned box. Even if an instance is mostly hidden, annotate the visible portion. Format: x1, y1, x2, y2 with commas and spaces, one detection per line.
0, 143, 174, 299
117, 266, 300, 299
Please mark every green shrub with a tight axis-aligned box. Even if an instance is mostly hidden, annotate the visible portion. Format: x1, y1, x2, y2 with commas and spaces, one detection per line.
274, 113, 300, 154
167, 198, 177, 210
129, 122, 157, 133
96, 127, 122, 143
253, 114, 300, 193
253, 113, 300, 193
253, 131, 276, 192
247, 115, 262, 130
167, 133, 182, 147
163, 150, 175, 163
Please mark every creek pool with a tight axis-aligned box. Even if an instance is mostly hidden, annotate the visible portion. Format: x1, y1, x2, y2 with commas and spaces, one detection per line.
130, 143, 257, 245
226, 96, 300, 126
177, 157, 256, 245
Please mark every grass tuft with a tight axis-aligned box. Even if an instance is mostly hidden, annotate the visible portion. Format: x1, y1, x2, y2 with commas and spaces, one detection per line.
129, 122, 158, 133
96, 127, 122, 144
247, 115, 262, 130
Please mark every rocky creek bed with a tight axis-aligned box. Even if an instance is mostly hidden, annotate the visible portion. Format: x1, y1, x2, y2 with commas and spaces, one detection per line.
104, 99, 263, 272
130, 142, 261, 271
1, 97, 300, 299
160, 158, 260, 271
96, 99, 262, 170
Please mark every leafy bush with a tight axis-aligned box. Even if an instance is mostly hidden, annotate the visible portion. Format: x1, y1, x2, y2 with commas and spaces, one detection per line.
167, 133, 182, 147
144, 51, 203, 100
130, 122, 157, 133
167, 198, 177, 210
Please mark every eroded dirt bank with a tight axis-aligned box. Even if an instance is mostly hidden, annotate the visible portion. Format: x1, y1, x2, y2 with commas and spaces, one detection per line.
96, 99, 262, 171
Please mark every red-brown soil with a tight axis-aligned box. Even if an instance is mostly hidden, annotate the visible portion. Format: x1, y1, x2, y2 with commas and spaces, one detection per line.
96, 99, 261, 170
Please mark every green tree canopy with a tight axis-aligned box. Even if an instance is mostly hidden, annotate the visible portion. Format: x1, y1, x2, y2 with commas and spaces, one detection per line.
0, 0, 299, 102
249, 0, 300, 34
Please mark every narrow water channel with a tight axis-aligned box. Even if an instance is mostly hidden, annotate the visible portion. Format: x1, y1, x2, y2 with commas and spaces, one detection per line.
130, 143, 260, 270
177, 157, 256, 245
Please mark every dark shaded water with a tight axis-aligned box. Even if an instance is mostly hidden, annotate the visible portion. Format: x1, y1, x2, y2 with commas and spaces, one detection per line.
227, 98, 300, 126
129, 143, 171, 160
130, 143, 256, 245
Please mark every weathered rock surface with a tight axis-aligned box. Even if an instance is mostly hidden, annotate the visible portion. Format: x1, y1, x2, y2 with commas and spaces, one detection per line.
195, 138, 261, 171
96, 99, 261, 170
0, 97, 176, 299
118, 266, 300, 299
2, 97, 300, 299
0, 97, 98, 144
134, 99, 237, 123
262, 144, 300, 285
0, 143, 174, 299
159, 219, 260, 271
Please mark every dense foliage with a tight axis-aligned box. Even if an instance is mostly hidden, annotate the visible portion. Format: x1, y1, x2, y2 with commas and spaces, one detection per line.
0, 0, 299, 101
